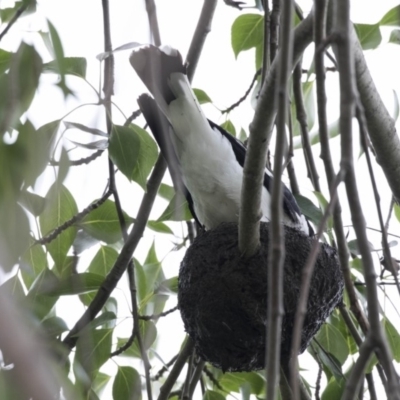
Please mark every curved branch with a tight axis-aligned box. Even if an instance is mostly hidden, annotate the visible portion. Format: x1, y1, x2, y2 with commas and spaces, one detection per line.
185, 0, 218, 83
352, 31, 400, 203
239, 10, 314, 256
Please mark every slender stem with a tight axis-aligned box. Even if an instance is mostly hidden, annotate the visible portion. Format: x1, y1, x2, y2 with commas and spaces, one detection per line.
188, 360, 206, 398
145, 0, 161, 46
239, 11, 314, 256
185, 0, 218, 83
290, 169, 344, 400
265, 1, 293, 399
293, 62, 321, 192
157, 338, 195, 400
63, 156, 167, 350
0, 4, 27, 42
335, 0, 400, 396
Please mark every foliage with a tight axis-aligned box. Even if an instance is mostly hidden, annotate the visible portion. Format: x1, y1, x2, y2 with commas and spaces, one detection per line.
0, 1, 400, 400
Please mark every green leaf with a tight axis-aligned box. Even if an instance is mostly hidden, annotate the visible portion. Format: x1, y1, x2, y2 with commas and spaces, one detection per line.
42, 316, 69, 337
20, 238, 48, 289
321, 377, 345, 400
347, 239, 374, 256
47, 19, 72, 95
193, 88, 212, 104
158, 183, 175, 201
129, 124, 158, 189
17, 119, 59, 187
43, 57, 87, 78
380, 5, 400, 26
88, 246, 119, 277
203, 390, 225, 400
219, 372, 264, 394
112, 366, 142, 400
116, 320, 157, 358
108, 125, 141, 183
294, 194, 322, 227
92, 372, 111, 397
292, 81, 315, 136
220, 120, 236, 136
308, 341, 344, 382
19, 190, 46, 216
0, 42, 42, 135
239, 128, 247, 142
231, 14, 264, 58
155, 276, 178, 294
64, 121, 107, 137
39, 183, 78, 270
354, 23, 382, 50
74, 328, 113, 380
80, 199, 132, 244
26, 268, 59, 320
294, 119, 340, 149
392, 90, 400, 121
0, 202, 30, 272
394, 203, 400, 223
328, 310, 358, 355
77, 312, 117, 335
157, 193, 192, 222
0, 48, 12, 75
314, 324, 349, 365
389, 29, 400, 45
147, 220, 173, 234
255, 43, 263, 70
35, 272, 104, 296
382, 317, 400, 362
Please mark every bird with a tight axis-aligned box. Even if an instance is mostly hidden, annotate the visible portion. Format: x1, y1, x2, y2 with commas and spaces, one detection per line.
129, 45, 313, 236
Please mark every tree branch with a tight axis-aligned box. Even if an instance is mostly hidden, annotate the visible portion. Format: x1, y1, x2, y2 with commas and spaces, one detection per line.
62, 155, 167, 351
335, 0, 400, 397
157, 337, 194, 400
239, 10, 314, 256
290, 168, 344, 400
265, 0, 294, 398
0, 4, 27, 42
185, 0, 218, 83
352, 29, 400, 203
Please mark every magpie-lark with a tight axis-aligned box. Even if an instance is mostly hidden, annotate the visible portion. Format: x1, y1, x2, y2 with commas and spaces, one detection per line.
130, 45, 313, 236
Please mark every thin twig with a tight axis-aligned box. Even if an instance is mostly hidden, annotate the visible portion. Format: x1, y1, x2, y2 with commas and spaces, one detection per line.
145, 0, 162, 46
36, 189, 112, 245
0, 4, 27, 42
62, 155, 167, 351
140, 306, 179, 321
181, 353, 194, 399
221, 69, 261, 114
269, 0, 280, 63
188, 359, 206, 398
185, 0, 218, 83
158, 338, 195, 400
123, 109, 142, 127
265, 0, 293, 398
290, 169, 344, 400
335, 0, 399, 396
152, 355, 179, 381
293, 62, 321, 192
356, 104, 400, 296
50, 149, 105, 166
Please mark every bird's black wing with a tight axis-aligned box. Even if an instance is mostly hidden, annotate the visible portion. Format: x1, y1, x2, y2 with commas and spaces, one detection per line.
208, 120, 302, 224
138, 94, 201, 226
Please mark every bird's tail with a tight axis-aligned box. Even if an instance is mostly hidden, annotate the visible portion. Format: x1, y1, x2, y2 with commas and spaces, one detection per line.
130, 45, 186, 115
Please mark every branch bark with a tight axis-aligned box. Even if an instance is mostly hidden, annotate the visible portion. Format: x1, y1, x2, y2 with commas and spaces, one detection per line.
352, 31, 400, 203
239, 10, 314, 256
265, 0, 294, 398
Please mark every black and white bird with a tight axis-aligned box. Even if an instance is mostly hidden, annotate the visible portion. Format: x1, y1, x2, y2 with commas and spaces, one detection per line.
130, 45, 313, 236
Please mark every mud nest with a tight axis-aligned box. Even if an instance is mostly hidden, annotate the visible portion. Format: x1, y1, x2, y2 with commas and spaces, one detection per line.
178, 222, 344, 372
